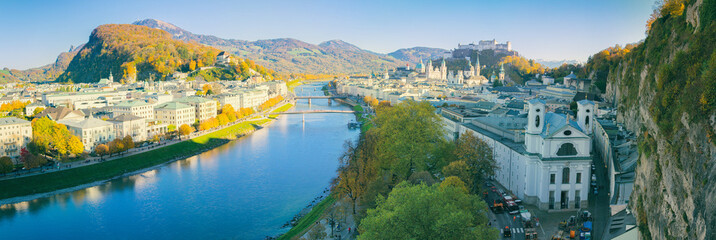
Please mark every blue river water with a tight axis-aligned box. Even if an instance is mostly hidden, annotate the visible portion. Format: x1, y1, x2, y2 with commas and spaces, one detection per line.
0, 83, 359, 239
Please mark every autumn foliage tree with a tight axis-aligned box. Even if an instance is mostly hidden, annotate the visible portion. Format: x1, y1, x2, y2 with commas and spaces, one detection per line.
95, 144, 109, 159
258, 96, 284, 111
31, 117, 84, 161
179, 124, 194, 136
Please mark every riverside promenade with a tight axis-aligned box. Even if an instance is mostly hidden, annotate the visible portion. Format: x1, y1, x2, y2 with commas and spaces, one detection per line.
0, 101, 292, 181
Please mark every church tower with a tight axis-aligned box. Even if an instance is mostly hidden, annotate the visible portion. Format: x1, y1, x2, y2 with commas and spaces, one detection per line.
440, 59, 447, 80
526, 98, 546, 153
577, 100, 595, 135
498, 63, 505, 81
474, 57, 481, 77
109, 70, 114, 83
426, 60, 433, 78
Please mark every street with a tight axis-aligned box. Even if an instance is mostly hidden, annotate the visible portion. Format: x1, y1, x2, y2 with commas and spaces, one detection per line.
484, 182, 530, 240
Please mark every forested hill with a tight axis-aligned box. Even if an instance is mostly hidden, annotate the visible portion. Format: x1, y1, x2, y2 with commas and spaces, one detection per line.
56, 24, 274, 83
590, 0, 716, 239
133, 19, 407, 74
387, 47, 447, 63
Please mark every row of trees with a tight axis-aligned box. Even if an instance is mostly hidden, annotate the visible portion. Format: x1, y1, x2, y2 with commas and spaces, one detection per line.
0, 100, 31, 112
362, 96, 390, 109
258, 96, 284, 111
94, 136, 135, 158
333, 100, 499, 239
198, 104, 256, 131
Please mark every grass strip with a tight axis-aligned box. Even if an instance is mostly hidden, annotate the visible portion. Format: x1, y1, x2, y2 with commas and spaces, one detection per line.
0, 119, 270, 200
278, 195, 336, 240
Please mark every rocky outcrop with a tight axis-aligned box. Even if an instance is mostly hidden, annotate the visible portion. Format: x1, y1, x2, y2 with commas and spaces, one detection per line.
601, 0, 716, 239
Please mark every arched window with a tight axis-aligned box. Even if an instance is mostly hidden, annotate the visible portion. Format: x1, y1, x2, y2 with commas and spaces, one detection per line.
585, 116, 590, 125
557, 143, 578, 156
535, 115, 540, 128
562, 168, 570, 184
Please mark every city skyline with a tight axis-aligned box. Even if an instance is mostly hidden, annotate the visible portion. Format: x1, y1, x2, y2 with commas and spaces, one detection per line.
1, 0, 654, 70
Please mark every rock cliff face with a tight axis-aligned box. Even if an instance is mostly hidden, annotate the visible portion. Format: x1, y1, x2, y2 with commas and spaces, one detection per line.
601, 0, 715, 239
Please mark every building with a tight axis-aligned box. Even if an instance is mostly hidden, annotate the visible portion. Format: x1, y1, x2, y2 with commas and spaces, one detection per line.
0, 117, 32, 161
425, 59, 448, 80
154, 102, 196, 127
59, 118, 115, 151
36, 106, 86, 121
213, 93, 241, 110
216, 51, 235, 66
237, 89, 268, 109
25, 101, 45, 116
175, 96, 217, 122
42, 91, 127, 107
108, 114, 147, 142
111, 100, 155, 120
448, 99, 594, 210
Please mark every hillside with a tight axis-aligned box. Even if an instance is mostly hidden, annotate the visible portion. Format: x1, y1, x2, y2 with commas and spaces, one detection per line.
57, 24, 273, 83
388, 47, 447, 63
1, 44, 83, 82
591, 0, 716, 239
133, 19, 406, 74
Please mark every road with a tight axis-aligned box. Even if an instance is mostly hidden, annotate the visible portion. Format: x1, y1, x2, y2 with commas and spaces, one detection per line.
589, 149, 611, 240
485, 182, 529, 240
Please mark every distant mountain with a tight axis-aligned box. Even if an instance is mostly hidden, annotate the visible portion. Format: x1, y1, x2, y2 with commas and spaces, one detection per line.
57, 24, 272, 83
534, 59, 582, 68
388, 47, 448, 63
1, 44, 84, 82
133, 19, 406, 74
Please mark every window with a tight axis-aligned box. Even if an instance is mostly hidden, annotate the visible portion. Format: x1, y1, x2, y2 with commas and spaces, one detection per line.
549, 191, 555, 209
562, 168, 570, 184
557, 143, 578, 156
576, 172, 582, 183
550, 173, 555, 184
535, 115, 540, 127
563, 130, 572, 136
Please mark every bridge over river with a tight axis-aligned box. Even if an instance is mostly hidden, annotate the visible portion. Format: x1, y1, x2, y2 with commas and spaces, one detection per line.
276, 110, 356, 114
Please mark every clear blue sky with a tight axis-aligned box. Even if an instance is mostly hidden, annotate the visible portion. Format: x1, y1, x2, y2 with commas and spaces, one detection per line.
0, 0, 654, 70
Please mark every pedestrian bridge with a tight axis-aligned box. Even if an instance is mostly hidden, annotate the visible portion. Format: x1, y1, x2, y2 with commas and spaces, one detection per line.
276, 110, 356, 114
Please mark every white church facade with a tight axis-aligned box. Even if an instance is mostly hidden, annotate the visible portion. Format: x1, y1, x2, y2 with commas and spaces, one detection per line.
454, 99, 595, 210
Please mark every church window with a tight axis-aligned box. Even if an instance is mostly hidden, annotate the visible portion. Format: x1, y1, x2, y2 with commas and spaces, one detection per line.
562, 168, 570, 184
563, 130, 572, 136
585, 116, 590, 125
550, 174, 555, 184
557, 143, 578, 156
535, 116, 540, 128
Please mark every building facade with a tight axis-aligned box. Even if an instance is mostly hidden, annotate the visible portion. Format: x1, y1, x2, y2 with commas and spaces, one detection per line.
175, 96, 217, 122
59, 118, 115, 151
154, 102, 196, 127
0, 117, 32, 161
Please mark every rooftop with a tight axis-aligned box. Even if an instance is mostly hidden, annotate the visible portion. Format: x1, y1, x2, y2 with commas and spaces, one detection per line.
0, 117, 30, 125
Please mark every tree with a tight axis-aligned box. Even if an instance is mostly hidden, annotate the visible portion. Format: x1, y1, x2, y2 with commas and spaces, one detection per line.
335, 140, 377, 214
358, 181, 497, 240
307, 223, 327, 240
95, 144, 109, 159
0, 156, 13, 174
442, 161, 473, 191
32, 107, 44, 116
67, 135, 84, 156
453, 132, 498, 194
369, 100, 445, 180
123, 135, 135, 150
179, 124, 193, 136
167, 124, 177, 132
217, 113, 229, 126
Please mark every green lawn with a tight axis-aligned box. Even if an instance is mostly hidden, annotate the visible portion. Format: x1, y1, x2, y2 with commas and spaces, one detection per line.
278, 195, 336, 240
0, 119, 270, 200
269, 103, 295, 118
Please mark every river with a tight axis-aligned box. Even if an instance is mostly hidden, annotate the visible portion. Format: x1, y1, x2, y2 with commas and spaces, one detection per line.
0, 82, 359, 239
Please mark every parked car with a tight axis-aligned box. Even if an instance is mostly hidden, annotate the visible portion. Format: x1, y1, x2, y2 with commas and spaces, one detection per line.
591, 174, 597, 182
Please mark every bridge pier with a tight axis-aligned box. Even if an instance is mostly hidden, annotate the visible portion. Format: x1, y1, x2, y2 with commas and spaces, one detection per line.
308, 98, 311, 105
